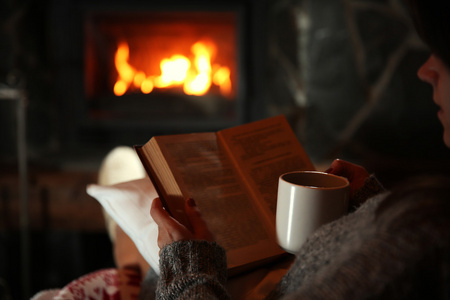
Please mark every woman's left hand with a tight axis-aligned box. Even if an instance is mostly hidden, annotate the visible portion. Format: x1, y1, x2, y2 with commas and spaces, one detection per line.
326, 159, 370, 198
150, 197, 215, 250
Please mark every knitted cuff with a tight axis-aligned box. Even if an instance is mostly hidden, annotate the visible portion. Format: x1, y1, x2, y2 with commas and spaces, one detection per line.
159, 240, 228, 283
350, 174, 385, 210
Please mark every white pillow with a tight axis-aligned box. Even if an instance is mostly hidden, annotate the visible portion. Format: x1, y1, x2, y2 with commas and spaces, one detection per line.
86, 178, 160, 274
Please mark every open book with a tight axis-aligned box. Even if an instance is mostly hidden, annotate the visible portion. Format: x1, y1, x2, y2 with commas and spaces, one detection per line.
135, 115, 315, 275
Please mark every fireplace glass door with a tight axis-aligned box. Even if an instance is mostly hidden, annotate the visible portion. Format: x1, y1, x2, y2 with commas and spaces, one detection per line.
83, 8, 243, 130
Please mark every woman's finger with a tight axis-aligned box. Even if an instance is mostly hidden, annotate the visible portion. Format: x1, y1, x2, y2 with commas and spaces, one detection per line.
326, 159, 369, 197
157, 224, 167, 249
328, 159, 352, 178
151, 197, 196, 246
150, 198, 181, 230
184, 198, 214, 241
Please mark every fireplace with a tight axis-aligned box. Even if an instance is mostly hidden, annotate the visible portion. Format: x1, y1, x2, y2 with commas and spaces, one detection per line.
84, 9, 240, 123
49, 1, 260, 149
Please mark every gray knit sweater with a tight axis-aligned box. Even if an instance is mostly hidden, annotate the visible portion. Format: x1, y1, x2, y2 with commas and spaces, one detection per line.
140, 176, 450, 299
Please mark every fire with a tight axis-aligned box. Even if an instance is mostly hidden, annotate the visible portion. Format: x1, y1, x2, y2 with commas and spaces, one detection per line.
113, 41, 232, 98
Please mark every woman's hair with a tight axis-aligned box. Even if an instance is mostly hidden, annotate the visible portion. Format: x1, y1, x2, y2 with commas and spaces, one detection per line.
406, 0, 450, 69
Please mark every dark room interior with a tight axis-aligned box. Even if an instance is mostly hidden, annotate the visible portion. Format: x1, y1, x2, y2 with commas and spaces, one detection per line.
1, 0, 450, 299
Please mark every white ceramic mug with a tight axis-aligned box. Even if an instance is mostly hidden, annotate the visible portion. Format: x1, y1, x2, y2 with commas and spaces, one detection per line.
276, 171, 349, 254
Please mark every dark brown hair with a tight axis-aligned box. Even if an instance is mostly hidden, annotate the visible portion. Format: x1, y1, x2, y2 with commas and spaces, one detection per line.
406, 0, 450, 69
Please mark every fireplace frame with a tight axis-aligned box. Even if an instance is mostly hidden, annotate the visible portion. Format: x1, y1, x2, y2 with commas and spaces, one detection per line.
49, 0, 268, 149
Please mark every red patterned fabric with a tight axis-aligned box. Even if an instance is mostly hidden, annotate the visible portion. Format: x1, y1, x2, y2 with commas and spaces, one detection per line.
54, 268, 141, 300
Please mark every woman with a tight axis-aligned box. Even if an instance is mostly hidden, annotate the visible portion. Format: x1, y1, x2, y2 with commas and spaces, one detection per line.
145, 0, 450, 298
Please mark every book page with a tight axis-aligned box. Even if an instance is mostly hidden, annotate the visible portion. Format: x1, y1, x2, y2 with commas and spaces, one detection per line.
217, 115, 315, 225
153, 133, 277, 254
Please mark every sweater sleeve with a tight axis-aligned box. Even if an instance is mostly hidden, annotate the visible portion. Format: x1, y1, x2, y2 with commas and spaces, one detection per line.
156, 240, 230, 300
282, 185, 450, 300
350, 174, 385, 210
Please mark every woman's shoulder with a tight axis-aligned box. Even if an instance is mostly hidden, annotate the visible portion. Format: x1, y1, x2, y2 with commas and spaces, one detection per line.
373, 175, 450, 237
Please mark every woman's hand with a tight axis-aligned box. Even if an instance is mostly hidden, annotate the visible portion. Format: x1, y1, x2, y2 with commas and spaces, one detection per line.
326, 159, 370, 198
150, 197, 215, 250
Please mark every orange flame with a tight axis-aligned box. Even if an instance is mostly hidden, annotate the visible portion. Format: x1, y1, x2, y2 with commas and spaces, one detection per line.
113, 40, 232, 98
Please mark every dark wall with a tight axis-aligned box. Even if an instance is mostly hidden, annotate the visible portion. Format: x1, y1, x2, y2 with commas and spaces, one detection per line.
265, 0, 450, 185
1, 0, 56, 162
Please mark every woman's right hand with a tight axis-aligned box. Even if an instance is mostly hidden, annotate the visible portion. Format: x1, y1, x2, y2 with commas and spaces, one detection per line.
326, 159, 370, 198
150, 197, 215, 251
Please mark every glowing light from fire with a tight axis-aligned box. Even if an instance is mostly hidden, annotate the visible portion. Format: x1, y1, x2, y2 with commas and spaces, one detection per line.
213, 66, 232, 96
154, 55, 190, 88
113, 42, 136, 96
113, 40, 232, 98
183, 42, 212, 96
141, 78, 154, 94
